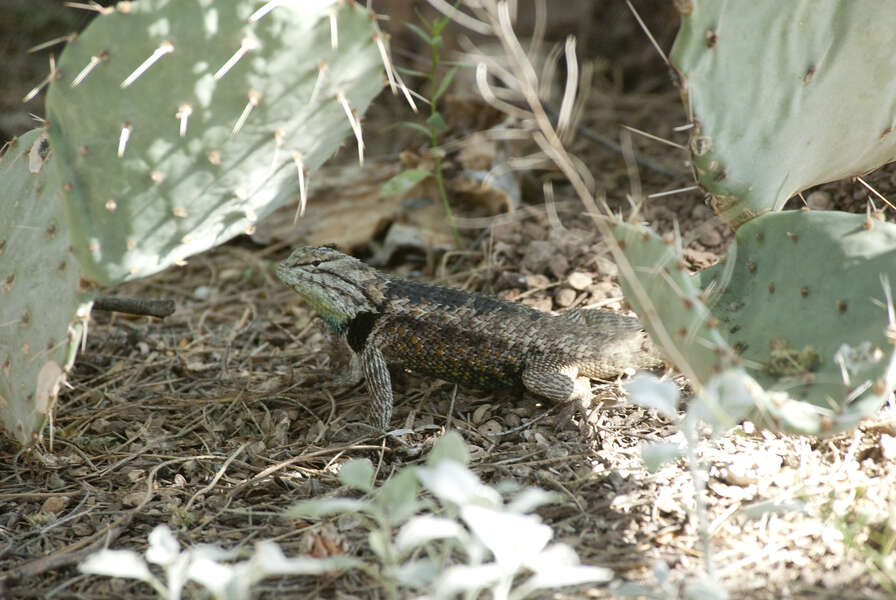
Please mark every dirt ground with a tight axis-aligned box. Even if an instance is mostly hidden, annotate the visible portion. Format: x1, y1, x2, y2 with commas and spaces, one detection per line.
3, 2, 896, 598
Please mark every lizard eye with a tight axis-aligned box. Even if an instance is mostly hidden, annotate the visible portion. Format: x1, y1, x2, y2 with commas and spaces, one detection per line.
309, 260, 322, 267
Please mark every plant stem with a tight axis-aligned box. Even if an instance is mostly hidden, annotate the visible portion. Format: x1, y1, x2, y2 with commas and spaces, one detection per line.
427, 26, 462, 248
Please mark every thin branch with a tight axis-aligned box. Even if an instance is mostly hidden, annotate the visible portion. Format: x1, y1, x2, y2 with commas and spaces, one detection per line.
93, 296, 176, 318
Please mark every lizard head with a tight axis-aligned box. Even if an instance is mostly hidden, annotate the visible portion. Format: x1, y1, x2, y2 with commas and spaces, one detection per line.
276, 246, 384, 333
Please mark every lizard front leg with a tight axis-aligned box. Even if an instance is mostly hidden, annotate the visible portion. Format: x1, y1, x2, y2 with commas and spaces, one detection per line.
360, 343, 394, 431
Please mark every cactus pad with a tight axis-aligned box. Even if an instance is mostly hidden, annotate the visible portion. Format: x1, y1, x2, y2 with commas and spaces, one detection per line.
671, 3, 896, 226
0, 129, 92, 446
611, 221, 736, 384
615, 210, 896, 434
46, 0, 386, 284
696, 210, 896, 433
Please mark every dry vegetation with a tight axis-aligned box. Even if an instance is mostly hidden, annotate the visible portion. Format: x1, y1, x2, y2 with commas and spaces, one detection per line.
2, 1, 896, 598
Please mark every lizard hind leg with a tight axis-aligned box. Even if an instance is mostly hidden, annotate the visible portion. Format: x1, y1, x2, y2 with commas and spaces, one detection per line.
521, 360, 592, 404
522, 361, 595, 430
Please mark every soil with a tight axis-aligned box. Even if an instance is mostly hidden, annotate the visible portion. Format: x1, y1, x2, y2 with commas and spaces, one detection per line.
2, 2, 896, 598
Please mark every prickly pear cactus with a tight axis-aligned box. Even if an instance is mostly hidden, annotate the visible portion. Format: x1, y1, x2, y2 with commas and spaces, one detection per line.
697, 210, 896, 432
670, 3, 896, 226
46, 0, 386, 284
614, 210, 896, 434
612, 222, 736, 383
0, 129, 92, 446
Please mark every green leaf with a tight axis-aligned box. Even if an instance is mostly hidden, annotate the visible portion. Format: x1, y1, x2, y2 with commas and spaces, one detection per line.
426, 431, 469, 467
79, 549, 153, 581
386, 559, 440, 589
395, 516, 464, 555
287, 497, 371, 518
376, 467, 421, 524
253, 542, 365, 576
433, 15, 451, 35
368, 529, 391, 562
339, 458, 375, 492
625, 373, 680, 419
425, 112, 448, 137
641, 442, 684, 473
405, 23, 433, 46
400, 121, 433, 137
380, 169, 431, 196
433, 66, 459, 105
395, 65, 426, 78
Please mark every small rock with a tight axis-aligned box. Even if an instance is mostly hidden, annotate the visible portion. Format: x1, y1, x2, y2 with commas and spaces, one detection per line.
567, 271, 592, 290
478, 419, 502, 436
691, 203, 714, 220
592, 280, 621, 300
525, 273, 551, 289
594, 255, 618, 278
554, 287, 577, 308
41, 496, 69, 515
806, 190, 833, 210
521, 240, 555, 273
698, 227, 723, 247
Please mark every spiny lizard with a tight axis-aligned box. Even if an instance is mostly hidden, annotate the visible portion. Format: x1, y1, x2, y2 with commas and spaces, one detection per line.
276, 246, 663, 430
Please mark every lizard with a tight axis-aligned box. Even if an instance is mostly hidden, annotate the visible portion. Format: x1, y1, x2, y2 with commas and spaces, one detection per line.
276, 246, 664, 430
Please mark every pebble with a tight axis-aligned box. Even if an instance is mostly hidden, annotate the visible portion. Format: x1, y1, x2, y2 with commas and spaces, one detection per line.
567, 271, 592, 290
41, 496, 69, 515
691, 203, 714, 220
478, 420, 502, 436
805, 190, 833, 210
594, 255, 618, 278
521, 240, 555, 273
525, 273, 551, 289
554, 287, 577, 307
698, 227, 723, 247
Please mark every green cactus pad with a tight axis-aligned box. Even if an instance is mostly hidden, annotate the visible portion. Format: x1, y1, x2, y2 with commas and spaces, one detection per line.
46, 0, 385, 284
0, 129, 92, 446
696, 210, 896, 433
611, 221, 736, 382
671, 3, 896, 226
616, 211, 896, 434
